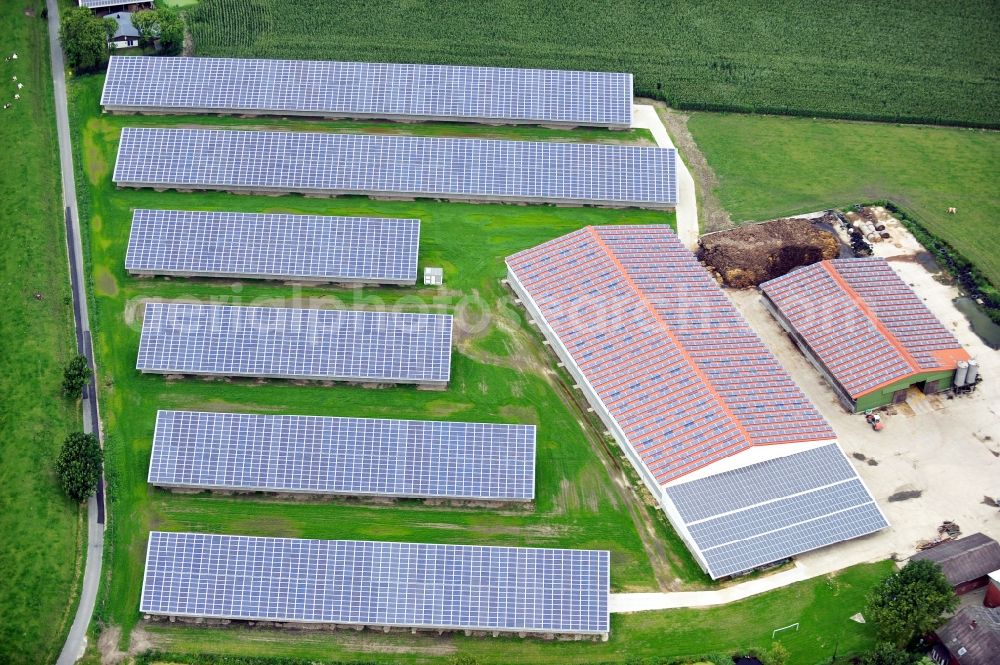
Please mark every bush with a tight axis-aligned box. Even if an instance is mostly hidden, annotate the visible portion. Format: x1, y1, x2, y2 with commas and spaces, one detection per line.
62, 354, 91, 398
55, 432, 102, 503
861, 642, 917, 665
60, 7, 114, 73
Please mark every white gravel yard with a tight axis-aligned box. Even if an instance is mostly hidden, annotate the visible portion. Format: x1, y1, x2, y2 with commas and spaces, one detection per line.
730, 211, 1000, 568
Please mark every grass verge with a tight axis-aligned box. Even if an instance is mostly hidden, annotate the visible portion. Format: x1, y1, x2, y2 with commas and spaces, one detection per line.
0, 2, 85, 663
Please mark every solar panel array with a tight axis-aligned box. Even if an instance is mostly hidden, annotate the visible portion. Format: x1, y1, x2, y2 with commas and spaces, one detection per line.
663, 444, 888, 578
506, 225, 833, 486
102, 56, 634, 128
141, 532, 610, 635
126, 209, 420, 284
136, 302, 452, 384
149, 410, 536, 501
113, 128, 677, 208
832, 259, 965, 369
760, 259, 967, 398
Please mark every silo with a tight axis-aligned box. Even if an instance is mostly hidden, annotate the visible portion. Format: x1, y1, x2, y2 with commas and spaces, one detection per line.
954, 360, 969, 387
966, 359, 980, 385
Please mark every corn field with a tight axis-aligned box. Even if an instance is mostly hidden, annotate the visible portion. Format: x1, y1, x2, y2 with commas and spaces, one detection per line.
188, 0, 1000, 128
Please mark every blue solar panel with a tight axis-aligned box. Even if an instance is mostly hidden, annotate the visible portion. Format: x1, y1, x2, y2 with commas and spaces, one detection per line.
136, 302, 452, 385
113, 128, 678, 208
149, 410, 536, 501
140, 532, 610, 636
102, 56, 634, 128
663, 444, 888, 578
126, 209, 420, 284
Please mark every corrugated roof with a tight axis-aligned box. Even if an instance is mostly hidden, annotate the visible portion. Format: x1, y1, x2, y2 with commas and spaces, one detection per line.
760, 258, 968, 398
507, 225, 834, 485
911, 532, 1000, 586
935, 605, 1000, 665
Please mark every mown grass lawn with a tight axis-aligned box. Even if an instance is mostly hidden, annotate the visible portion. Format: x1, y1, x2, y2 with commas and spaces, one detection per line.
67, 75, 715, 654
686, 113, 1000, 289
140, 561, 893, 665
0, 2, 84, 664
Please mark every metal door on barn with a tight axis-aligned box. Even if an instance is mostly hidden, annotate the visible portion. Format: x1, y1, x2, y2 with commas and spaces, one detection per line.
892, 389, 908, 404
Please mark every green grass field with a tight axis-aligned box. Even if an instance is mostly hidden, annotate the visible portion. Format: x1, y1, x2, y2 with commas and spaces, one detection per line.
185, 0, 1000, 128
140, 561, 893, 665
686, 113, 1000, 289
0, 3, 84, 664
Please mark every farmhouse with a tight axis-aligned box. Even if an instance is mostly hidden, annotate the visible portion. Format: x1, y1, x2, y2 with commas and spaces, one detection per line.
930, 605, 1000, 665
506, 225, 888, 579
106, 12, 138, 49
759, 258, 973, 412
911, 533, 1000, 595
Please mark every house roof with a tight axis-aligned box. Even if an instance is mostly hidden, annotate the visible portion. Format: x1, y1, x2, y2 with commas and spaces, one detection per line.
760, 258, 968, 398
912, 533, 1000, 586
935, 605, 1000, 665
507, 225, 835, 486
109, 12, 138, 40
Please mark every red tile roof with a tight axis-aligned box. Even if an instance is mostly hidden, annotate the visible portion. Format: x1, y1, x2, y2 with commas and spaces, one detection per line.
760, 258, 969, 398
507, 225, 834, 485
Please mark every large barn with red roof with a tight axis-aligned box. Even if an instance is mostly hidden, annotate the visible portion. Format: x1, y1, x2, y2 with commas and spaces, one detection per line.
505, 225, 888, 579
759, 258, 971, 412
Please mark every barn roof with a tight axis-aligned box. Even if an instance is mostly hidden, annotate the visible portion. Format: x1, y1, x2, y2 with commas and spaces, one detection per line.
507, 225, 835, 485
934, 605, 1000, 665
911, 532, 1000, 586
760, 258, 968, 398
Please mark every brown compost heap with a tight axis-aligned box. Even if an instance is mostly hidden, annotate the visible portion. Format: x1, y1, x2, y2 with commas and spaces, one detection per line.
698, 216, 840, 288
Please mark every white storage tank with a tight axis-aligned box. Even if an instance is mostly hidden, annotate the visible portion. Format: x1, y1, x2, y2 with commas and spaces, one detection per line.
955, 360, 969, 387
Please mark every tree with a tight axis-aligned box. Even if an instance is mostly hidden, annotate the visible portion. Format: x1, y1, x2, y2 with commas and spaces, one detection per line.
55, 432, 102, 503
62, 354, 92, 398
132, 7, 185, 55
861, 642, 916, 665
865, 560, 958, 647
59, 7, 114, 73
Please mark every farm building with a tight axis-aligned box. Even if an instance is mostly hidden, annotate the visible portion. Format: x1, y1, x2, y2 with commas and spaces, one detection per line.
930, 605, 1000, 665
78, 0, 151, 16
986, 570, 1000, 608
112, 127, 677, 209
101, 56, 634, 128
141, 532, 611, 639
506, 225, 888, 580
911, 533, 1000, 595
759, 258, 973, 412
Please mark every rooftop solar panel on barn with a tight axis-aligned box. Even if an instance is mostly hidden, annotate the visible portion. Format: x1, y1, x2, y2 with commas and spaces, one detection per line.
112, 127, 677, 208
80, 0, 135, 8
140, 532, 610, 636
760, 258, 968, 398
662, 444, 888, 578
102, 56, 633, 128
125, 209, 420, 284
148, 410, 536, 501
507, 225, 834, 487
136, 302, 452, 385
506, 226, 887, 577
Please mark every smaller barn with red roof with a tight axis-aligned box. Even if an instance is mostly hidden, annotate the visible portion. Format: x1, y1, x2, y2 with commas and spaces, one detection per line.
760, 258, 971, 412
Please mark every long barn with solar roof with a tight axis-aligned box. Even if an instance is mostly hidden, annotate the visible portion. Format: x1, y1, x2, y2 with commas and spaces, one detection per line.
760, 258, 973, 412
505, 225, 889, 580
